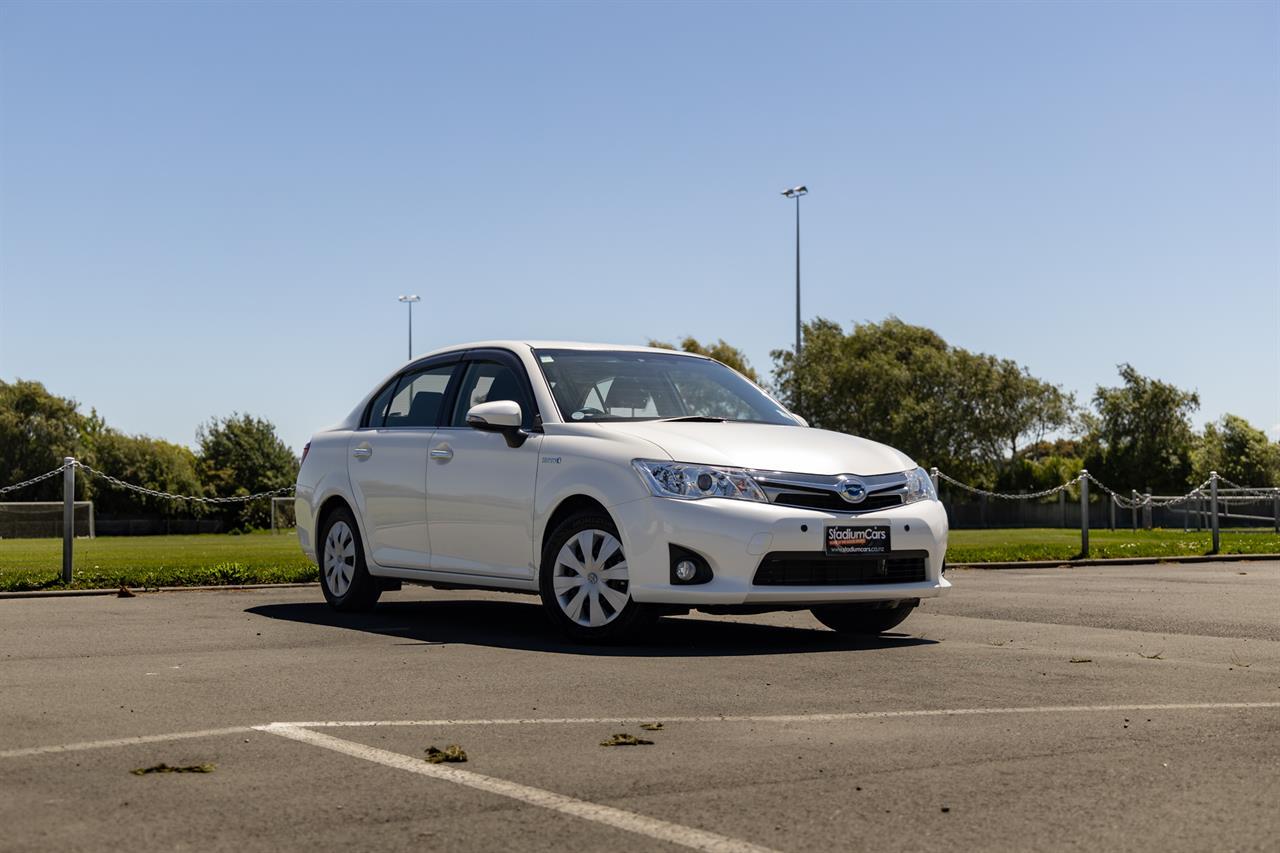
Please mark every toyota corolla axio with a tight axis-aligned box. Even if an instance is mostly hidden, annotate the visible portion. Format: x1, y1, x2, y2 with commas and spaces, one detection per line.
296, 341, 949, 642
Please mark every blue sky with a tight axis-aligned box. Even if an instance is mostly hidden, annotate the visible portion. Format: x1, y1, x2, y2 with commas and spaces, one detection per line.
1, 0, 1276, 453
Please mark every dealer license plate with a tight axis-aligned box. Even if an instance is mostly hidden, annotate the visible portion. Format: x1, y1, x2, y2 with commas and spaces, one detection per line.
825, 524, 891, 555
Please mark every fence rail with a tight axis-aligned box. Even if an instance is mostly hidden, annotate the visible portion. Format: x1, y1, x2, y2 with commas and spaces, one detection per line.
1, 458, 1277, 583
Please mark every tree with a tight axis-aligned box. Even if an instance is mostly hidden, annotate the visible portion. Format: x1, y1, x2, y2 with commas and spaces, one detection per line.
1085, 364, 1199, 493
648, 337, 760, 383
197, 414, 299, 530
84, 430, 207, 518
1192, 414, 1280, 487
961, 353, 1076, 485
770, 317, 1074, 486
0, 379, 89, 500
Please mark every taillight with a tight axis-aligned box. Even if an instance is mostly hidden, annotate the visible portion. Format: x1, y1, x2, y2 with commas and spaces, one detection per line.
300, 441, 311, 466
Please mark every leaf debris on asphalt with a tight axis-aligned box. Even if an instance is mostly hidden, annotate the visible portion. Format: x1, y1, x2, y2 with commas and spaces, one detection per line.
600, 733, 654, 747
131, 763, 214, 775
424, 745, 467, 764
639, 722, 664, 731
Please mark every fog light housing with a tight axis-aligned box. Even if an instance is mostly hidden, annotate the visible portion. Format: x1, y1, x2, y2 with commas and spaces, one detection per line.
669, 545, 713, 585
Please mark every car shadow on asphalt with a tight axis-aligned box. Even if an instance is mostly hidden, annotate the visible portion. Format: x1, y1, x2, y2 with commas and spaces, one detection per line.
245, 598, 935, 657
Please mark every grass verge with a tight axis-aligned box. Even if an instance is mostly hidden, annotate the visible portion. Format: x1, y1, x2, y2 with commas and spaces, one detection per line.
946, 527, 1280, 563
0, 528, 1277, 592
0, 532, 316, 591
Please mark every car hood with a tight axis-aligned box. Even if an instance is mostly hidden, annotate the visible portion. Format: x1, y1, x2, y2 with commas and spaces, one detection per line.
597, 421, 916, 476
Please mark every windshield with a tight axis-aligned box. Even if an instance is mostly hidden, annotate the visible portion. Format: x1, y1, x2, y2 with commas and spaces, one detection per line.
534, 349, 798, 425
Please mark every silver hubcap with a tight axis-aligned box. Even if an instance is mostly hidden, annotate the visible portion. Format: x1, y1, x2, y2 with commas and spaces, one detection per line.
323, 520, 356, 597
553, 529, 630, 628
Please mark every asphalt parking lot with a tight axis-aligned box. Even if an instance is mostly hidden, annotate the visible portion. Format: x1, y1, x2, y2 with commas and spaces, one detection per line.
2, 561, 1277, 852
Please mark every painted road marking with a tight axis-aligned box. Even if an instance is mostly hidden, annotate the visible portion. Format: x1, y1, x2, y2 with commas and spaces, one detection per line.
0, 726, 254, 759
4, 702, 1278, 760
277, 701, 1280, 729
259, 723, 779, 853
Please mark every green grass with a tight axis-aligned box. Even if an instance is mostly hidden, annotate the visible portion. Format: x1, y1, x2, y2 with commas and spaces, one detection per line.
0, 531, 316, 591
947, 527, 1280, 564
0, 527, 1276, 592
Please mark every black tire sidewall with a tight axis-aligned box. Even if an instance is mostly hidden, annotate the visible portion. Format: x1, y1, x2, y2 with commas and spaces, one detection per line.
811, 601, 916, 634
318, 506, 381, 612
539, 512, 652, 643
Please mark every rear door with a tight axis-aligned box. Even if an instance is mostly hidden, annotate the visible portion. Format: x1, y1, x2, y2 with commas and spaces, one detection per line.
347, 359, 460, 569
425, 350, 543, 579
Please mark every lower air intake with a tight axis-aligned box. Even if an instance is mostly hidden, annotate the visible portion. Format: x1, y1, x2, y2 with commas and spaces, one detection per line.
753, 550, 928, 586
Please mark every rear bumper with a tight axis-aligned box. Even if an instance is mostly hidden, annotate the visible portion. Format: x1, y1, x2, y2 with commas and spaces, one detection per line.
609, 495, 950, 606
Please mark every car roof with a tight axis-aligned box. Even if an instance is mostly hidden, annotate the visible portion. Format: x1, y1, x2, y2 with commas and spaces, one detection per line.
406, 340, 709, 365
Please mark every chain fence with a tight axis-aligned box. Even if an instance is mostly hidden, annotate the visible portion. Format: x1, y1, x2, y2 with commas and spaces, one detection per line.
73, 461, 295, 504
0, 457, 1276, 582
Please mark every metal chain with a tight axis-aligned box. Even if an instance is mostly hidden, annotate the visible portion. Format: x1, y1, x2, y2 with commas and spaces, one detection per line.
74, 461, 294, 504
1213, 474, 1279, 497
0, 462, 71, 496
935, 470, 1084, 500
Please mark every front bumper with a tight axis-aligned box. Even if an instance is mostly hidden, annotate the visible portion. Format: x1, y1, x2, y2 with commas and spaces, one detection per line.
610, 495, 950, 606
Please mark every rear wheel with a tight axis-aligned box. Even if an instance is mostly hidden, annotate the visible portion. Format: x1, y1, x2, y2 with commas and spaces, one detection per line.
811, 599, 918, 634
318, 507, 381, 612
539, 512, 654, 643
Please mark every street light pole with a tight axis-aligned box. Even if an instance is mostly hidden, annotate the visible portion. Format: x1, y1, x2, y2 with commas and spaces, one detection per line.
780, 185, 808, 408
397, 294, 421, 360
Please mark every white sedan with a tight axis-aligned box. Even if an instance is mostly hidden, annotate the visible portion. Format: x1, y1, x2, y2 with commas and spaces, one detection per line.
296, 341, 950, 642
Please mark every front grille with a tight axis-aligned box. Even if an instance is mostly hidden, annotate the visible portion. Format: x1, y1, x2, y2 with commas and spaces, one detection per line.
753, 550, 928, 586
771, 491, 903, 512
752, 470, 909, 514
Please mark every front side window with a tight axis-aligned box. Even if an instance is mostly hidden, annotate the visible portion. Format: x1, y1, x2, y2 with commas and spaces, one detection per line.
534, 349, 796, 425
450, 361, 535, 428
378, 364, 455, 428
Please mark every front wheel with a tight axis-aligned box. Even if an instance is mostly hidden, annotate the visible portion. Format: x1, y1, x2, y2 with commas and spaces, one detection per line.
539, 512, 654, 643
811, 599, 918, 634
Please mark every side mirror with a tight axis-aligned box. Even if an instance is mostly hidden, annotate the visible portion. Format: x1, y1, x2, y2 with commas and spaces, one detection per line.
466, 400, 528, 447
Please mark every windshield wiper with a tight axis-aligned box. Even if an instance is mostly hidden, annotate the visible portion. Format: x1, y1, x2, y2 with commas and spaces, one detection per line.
658, 416, 727, 423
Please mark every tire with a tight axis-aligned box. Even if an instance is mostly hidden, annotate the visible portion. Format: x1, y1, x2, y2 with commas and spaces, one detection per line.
318, 506, 381, 612
810, 599, 918, 634
539, 512, 655, 643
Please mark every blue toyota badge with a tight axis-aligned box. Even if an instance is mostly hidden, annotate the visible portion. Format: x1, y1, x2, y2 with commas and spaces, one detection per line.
837, 477, 867, 504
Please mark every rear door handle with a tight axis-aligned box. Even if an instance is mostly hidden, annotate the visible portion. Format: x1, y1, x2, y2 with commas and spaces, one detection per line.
429, 446, 453, 461
352, 446, 372, 459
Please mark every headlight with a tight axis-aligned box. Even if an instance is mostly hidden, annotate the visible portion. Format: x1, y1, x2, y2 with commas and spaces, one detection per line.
903, 466, 937, 504
632, 459, 767, 502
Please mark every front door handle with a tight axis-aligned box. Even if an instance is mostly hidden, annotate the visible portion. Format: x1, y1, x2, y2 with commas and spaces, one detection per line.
429, 446, 453, 461
352, 446, 372, 459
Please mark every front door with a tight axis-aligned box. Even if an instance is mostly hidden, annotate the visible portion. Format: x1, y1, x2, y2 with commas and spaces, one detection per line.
425, 357, 542, 579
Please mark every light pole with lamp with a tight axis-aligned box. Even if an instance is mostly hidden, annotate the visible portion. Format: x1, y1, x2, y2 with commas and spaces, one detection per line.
781, 185, 807, 409
398, 294, 421, 360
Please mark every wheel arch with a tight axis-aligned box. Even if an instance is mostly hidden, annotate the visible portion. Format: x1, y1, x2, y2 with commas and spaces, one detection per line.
315, 494, 372, 564
538, 494, 614, 565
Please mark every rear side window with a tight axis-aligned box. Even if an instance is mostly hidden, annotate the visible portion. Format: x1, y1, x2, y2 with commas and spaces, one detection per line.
373, 364, 456, 428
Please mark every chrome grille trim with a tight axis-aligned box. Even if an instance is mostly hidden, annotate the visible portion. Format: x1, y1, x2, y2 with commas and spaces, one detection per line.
749, 469, 911, 513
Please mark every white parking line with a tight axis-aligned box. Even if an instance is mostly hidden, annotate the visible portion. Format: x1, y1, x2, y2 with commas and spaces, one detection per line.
258, 723, 778, 853
0, 726, 255, 759
278, 701, 1280, 729
4, 702, 1277, 761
